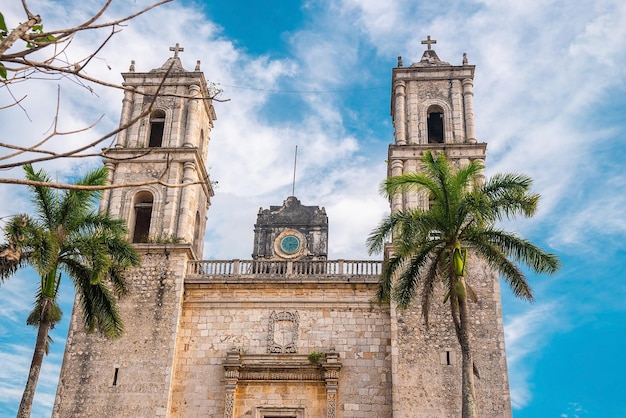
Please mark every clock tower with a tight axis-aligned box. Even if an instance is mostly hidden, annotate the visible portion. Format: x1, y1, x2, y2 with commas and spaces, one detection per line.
252, 195, 328, 261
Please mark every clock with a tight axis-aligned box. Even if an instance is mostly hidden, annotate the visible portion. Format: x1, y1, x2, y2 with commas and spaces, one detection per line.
274, 229, 306, 259
280, 235, 300, 254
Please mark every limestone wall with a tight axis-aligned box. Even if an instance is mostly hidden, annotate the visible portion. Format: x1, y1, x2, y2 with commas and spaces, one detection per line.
391, 253, 512, 418
52, 247, 189, 418
169, 281, 393, 417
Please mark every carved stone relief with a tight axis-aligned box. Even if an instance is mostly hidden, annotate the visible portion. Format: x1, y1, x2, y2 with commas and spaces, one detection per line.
268, 311, 299, 353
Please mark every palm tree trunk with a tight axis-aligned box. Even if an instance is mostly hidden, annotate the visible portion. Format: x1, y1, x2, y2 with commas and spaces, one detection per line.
17, 297, 51, 418
457, 276, 478, 418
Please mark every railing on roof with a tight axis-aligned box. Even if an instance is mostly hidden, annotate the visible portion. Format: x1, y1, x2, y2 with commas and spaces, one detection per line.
187, 259, 382, 282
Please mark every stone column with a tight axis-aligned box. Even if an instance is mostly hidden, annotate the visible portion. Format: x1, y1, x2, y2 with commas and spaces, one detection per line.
403, 160, 418, 209
390, 159, 404, 214
451, 79, 464, 143
116, 89, 134, 147
462, 78, 477, 144
128, 91, 146, 148
183, 84, 201, 148
474, 158, 485, 186
100, 162, 116, 213
407, 81, 420, 144
176, 161, 198, 241
393, 80, 407, 145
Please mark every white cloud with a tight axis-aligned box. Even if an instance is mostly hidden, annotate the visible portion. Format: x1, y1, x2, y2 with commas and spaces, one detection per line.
3, 0, 626, 415
504, 302, 567, 409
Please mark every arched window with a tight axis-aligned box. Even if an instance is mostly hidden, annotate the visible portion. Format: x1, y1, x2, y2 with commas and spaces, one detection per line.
427, 106, 444, 144
132, 191, 153, 243
148, 110, 166, 147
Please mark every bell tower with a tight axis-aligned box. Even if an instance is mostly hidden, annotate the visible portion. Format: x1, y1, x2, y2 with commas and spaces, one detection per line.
53, 46, 217, 417
100, 43, 216, 259
387, 38, 512, 417
389, 36, 485, 213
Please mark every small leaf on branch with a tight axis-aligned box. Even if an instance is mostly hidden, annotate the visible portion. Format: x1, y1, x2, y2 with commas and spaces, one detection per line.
0, 12, 7, 33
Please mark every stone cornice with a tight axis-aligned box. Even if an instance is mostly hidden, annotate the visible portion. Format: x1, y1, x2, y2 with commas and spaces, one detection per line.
223, 352, 342, 383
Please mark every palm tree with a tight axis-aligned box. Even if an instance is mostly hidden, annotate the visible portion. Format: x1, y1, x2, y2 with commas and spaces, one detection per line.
0, 164, 140, 418
367, 151, 560, 418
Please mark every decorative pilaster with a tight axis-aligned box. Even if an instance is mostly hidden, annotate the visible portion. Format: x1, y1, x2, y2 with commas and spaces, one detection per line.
117, 89, 134, 147
390, 159, 404, 213
128, 91, 145, 148
403, 160, 419, 209
100, 162, 116, 213
393, 80, 407, 145
223, 350, 241, 418
322, 350, 341, 418
183, 84, 201, 147
176, 161, 198, 240
474, 158, 485, 186
462, 78, 477, 144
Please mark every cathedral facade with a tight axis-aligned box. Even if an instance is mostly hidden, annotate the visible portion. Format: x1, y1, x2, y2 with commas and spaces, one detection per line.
53, 40, 512, 418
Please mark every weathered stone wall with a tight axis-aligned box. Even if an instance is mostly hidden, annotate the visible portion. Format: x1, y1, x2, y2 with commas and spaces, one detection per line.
52, 247, 189, 418
169, 282, 393, 417
391, 253, 511, 418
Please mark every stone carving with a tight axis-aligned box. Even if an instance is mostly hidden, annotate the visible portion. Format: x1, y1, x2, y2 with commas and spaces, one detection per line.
224, 369, 239, 379
240, 370, 322, 381
223, 392, 234, 418
327, 392, 336, 418
268, 311, 299, 353
142, 95, 176, 108
324, 369, 339, 380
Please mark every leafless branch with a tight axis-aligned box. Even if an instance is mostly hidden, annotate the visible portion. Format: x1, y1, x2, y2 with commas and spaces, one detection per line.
0, 61, 174, 170
0, 1, 225, 190
0, 176, 203, 191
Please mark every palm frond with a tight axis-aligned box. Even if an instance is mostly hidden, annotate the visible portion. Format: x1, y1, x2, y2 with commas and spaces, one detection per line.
77, 278, 124, 338
470, 238, 533, 300
394, 241, 443, 309
377, 254, 403, 303
24, 164, 58, 230
470, 229, 561, 275
381, 172, 438, 200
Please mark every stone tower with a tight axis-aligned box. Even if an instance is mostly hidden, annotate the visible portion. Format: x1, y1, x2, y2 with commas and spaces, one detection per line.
252, 196, 328, 261
387, 37, 512, 417
101, 43, 215, 256
52, 46, 216, 417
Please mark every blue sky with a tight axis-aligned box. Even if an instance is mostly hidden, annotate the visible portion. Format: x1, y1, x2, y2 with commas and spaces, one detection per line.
1, 0, 625, 416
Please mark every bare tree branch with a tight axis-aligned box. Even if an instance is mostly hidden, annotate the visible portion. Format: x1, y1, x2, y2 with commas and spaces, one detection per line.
0, 1, 226, 191
0, 177, 203, 191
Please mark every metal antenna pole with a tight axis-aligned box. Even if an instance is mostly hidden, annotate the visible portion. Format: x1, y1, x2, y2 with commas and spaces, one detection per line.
292, 145, 298, 197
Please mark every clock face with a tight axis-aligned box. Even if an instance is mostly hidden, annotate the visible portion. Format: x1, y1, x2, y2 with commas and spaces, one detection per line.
280, 235, 300, 254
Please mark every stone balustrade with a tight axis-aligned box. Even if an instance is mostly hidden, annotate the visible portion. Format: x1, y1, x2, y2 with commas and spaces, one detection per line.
186, 259, 381, 283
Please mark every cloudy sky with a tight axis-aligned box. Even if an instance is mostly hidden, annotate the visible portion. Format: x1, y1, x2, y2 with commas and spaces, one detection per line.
1, 0, 625, 416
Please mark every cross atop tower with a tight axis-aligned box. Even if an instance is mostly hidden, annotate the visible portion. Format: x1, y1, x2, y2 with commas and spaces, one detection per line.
169, 43, 185, 58
421, 35, 437, 50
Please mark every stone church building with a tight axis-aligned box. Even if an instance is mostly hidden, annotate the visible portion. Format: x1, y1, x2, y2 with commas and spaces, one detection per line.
52, 39, 512, 417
